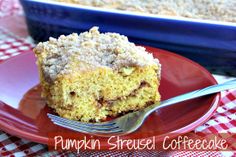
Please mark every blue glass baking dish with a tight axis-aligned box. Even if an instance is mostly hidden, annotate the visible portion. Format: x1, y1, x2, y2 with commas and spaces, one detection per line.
20, 0, 236, 76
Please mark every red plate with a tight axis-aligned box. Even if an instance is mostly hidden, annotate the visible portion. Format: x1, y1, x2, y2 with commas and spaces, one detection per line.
0, 46, 220, 148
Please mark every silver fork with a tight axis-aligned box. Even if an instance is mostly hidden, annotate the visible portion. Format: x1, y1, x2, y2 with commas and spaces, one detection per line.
48, 79, 236, 136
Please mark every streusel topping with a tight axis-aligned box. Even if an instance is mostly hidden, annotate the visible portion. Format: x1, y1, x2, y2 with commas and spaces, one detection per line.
34, 27, 159, 81
55, 0, 236, 23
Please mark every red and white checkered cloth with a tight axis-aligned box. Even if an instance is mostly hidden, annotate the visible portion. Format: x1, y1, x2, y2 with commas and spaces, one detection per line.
0, 23, 236, 157
0, 1, 236, 155
0, 0, 22, 18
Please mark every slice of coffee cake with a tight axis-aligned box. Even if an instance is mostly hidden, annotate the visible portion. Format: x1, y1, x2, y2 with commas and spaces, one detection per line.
34, 27, 161, 122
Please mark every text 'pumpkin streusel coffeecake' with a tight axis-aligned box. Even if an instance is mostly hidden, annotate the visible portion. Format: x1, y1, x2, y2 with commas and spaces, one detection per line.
34, 27, 161, 122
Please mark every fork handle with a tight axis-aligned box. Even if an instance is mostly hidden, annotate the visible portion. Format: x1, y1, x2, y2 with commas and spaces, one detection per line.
145, 79, 236, 116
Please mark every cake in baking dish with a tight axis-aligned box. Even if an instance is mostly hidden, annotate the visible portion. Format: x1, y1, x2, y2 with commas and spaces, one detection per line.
55, 0, 236, 23
34, 27, 161, 122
